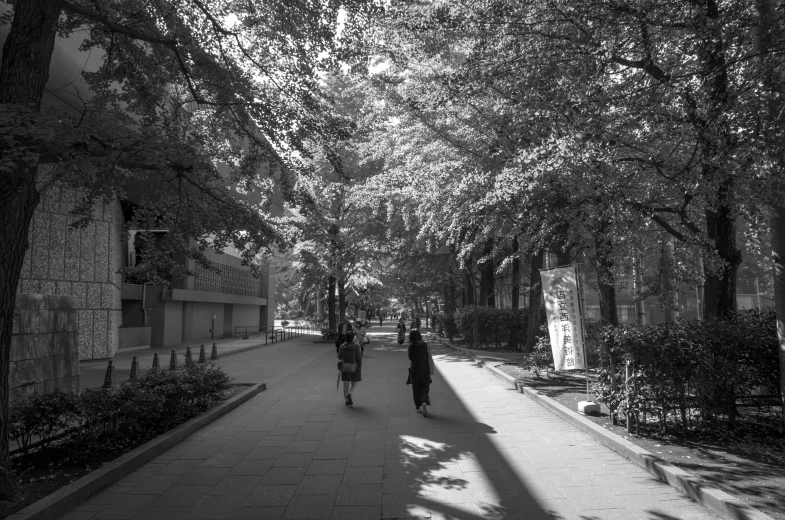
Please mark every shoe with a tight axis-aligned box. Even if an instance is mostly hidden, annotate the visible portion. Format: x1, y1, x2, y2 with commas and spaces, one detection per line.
416, 408, 422, 413
345, 397, 350, 406
421, 403, 428, 418
347, 394, 353, 406
423, 393, 431, 405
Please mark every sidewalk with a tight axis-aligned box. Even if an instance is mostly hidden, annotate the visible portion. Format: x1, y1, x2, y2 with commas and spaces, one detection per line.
58, 331, 721, 520
80, 330, 319, 390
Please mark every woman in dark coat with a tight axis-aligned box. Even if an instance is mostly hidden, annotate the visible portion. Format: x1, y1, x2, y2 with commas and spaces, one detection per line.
408, 330, 432, 416
338, 331, 363, 406
396, 318, 406, 345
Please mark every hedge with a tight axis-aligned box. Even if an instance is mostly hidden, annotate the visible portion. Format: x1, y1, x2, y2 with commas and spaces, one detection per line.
592, 311, 781, 431
10, 363, 231, 458
452, 307, 528, 349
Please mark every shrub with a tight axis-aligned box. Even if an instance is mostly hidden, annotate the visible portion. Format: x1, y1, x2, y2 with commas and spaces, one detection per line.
592, 310, 780, 431
453, 307, 528, 349
9, 391, 79, 456
521, 333, 554, 378
11, 363, 232, 458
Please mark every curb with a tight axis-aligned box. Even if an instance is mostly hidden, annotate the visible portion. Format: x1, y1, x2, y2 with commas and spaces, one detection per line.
8, 382, 267, 520
431, 338, 774, 520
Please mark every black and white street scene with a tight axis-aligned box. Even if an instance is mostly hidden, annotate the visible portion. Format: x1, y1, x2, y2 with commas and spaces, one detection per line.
1, 1, 785, 519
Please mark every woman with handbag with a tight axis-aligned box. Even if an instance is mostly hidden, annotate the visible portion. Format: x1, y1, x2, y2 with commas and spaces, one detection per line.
407, 330, 434, 417
338, 331, 363, 406
355, 321, 369, 354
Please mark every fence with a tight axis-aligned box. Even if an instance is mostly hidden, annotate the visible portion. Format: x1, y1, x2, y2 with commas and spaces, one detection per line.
234, 324, 319, 345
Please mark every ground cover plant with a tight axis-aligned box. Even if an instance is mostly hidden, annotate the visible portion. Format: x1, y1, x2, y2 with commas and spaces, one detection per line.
1, 364, 237, 518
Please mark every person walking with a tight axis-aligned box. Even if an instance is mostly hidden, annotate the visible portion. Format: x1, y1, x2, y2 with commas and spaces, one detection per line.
396, 317, 406, 345
355, 321, 368, 354
408, 330, 433, 416
379, 314, 383, 326
410, 313, 421, 332
338, 331, 363, 406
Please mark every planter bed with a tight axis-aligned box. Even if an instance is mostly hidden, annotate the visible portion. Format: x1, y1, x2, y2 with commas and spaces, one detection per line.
496, 363, 785, 520
1, 383, 251, 520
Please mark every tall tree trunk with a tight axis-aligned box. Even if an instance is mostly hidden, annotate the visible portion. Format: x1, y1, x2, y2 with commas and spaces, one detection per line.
525, 250, 544, 353
595, 226, 619, 327
327, 277, 336, 332
699, 0, 741, 318
479, 240, 495, 308
703, 183, 740, 317
756, 0, 785, 431
771, 206, 785, 431
511, 237, 520, 309
0, 0, 65, 499
338, 279, 346, 324
662, 238, 680, 322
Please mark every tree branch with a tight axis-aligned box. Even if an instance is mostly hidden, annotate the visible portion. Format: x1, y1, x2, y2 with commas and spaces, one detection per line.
62, 1, 177, 47
611, 55, 672, 82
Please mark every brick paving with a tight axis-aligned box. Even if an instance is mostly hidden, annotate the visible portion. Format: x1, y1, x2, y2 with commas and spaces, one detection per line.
58, 323, 721, 520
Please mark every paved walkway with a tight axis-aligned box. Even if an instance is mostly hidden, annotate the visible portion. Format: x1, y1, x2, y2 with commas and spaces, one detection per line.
59, 325, 720, 520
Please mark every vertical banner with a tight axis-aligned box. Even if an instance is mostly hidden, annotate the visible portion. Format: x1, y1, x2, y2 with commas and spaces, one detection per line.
540, 266, 586, 371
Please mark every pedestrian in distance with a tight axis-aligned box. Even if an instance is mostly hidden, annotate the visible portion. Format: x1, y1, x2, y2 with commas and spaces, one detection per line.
379, 314, 383, 326
410, 313, 421, 332
407, 330, 434, 417
355, 321, 369, 354
338, 331, 362, 406
396, 317, 406, 345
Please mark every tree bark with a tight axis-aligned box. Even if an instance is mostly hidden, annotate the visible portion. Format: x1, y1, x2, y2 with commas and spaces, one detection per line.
479, 240, 495, 308
661, 238, 680, 322
525, 250, 544, 353
698, 0, 741, 318
756, 0, 785, 432
0, 0, 66, 499
771, 205, 785, 431
338, 278, 346, 325
327, 277, 336, 332
595, 226, 619, 327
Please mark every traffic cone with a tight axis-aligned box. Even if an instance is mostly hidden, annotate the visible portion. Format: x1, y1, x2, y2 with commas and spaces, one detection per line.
198, 344, 206, 363
169, 349, 178, 371
185, 346, 193, 365
151, 352, 160, 371
102, 360, 115, 388
128, 356, 139, 381
210, 342, 218, 360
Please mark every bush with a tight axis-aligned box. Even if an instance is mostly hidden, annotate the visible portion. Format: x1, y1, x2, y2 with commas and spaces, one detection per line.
9, 391, 79, 456
453, 307, 528, 349
592, 311, 780, 431
11, 363, 231, 458
521, 333, 554, 378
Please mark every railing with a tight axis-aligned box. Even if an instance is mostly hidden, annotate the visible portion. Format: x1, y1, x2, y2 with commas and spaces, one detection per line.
234, 324, 319, 345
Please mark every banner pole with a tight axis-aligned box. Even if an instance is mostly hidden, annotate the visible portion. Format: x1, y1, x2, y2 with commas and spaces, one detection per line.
576, 264, 590, 400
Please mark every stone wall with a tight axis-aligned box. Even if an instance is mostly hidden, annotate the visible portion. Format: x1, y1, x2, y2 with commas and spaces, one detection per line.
10, 294, 80, 404
17, 183, 123, 360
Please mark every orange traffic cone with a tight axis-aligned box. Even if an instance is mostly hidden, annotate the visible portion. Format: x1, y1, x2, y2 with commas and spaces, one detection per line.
198, 344, 206, 363
169, 349, 178, 371
102, 360, 115, 389
210, 342, 218, 360
128, 356, 139, 381
185, 346, 193, 365
151, 352, 160, 371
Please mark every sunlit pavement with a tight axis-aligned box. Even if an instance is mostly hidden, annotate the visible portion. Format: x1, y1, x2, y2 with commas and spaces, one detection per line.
58, 322, 720, 520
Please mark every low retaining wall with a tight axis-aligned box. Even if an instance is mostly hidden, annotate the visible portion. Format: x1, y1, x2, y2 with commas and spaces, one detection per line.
11, 294, 79, 404
118, 326, 151, 349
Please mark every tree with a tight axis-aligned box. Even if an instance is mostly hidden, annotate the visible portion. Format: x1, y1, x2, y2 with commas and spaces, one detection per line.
0, 0, 376, 498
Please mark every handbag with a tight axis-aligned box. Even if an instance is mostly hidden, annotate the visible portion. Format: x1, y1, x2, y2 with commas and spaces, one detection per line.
340, 344, 357, 374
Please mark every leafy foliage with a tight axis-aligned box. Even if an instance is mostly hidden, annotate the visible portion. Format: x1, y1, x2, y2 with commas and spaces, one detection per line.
593, 311, 781, 431
10, 364, 231, 459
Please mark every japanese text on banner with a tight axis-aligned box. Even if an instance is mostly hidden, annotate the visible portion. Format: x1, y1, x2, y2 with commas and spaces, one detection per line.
539, 266, 586, 371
